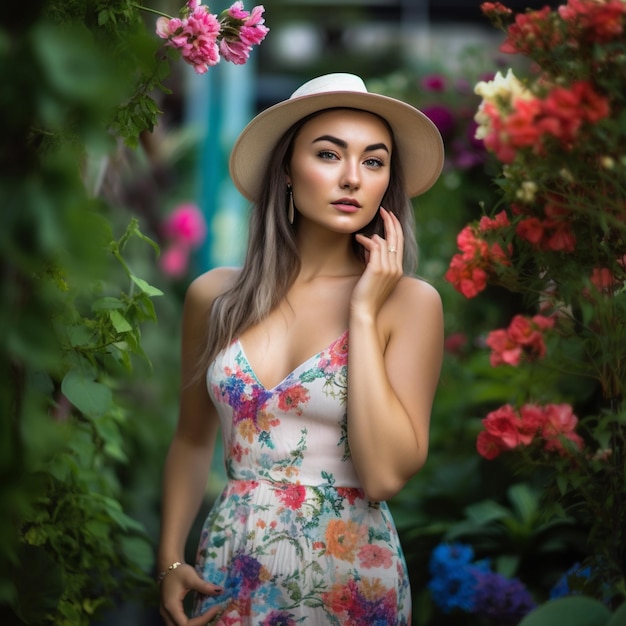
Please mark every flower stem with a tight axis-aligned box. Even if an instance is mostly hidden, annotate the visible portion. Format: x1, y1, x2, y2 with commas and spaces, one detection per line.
130, 3, 172, 19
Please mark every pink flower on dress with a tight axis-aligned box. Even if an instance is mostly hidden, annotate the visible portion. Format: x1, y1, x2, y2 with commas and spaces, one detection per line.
357, 544, 393, 569
276, 483, 306, 510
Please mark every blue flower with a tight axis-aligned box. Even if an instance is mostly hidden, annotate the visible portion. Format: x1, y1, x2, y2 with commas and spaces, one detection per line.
428, 542, 475, 578
428, 544, 484, 614
428, 566, 478, 613
550, 562, 592, 599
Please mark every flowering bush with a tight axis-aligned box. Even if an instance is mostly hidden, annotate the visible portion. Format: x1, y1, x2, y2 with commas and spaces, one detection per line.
153, 0, 269, 73
443, 0, 626, 614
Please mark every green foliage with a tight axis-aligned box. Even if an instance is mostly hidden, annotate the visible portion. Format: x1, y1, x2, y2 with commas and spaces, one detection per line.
0, 0, 179, 624
518, 597, 614, 626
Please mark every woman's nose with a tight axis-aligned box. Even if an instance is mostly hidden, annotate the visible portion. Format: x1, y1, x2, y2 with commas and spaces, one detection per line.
340, 160, 360, 190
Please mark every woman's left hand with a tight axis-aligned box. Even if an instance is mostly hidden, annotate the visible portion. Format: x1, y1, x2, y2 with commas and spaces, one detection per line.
352, 207, 404, 320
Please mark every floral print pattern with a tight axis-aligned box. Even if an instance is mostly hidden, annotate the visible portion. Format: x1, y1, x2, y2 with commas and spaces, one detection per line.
195, 331, 411, 624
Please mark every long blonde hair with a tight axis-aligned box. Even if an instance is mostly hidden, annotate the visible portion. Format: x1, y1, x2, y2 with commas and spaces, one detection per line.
201, 108, 418, 369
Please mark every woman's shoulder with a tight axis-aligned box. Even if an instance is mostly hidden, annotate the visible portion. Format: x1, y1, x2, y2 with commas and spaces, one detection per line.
393, 275, 442, 307
185, 266, 240, 312
383, 275, 443, 330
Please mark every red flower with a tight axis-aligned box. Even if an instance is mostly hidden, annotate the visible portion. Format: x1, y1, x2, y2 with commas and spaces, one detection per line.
479, 210, 510, 232
276, 483, 306, 510
477, 430, 507, 460
486, 328, 522, 366
500, 6, 560, 55
277, 383, 309, 413
477, 402, 584, 459
444, 332, 468, 355
481, 2, 513, 19
559, 0, 626, 43
486, 314, 554, 367
445, 224, 511, 298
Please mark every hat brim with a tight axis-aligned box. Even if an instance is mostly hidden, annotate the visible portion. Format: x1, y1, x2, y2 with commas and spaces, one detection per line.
229, 90, 444, 201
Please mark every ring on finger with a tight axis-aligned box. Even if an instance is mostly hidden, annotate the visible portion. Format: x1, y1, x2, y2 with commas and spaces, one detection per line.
388, 245, 397, 253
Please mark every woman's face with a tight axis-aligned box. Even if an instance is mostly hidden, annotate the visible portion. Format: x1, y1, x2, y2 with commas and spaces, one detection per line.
287, 108, 393, 234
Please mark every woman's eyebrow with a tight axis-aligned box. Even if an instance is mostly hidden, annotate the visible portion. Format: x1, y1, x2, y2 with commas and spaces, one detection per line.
312, 134, 390, 154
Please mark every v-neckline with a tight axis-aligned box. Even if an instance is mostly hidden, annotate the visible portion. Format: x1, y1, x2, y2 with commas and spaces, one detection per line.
236, 329, 348, 391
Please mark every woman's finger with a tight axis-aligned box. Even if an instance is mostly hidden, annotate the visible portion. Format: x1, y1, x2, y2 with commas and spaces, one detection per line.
188, 601, 229, 626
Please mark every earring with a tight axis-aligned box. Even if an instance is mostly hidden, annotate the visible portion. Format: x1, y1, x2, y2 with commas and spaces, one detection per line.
287, 184, 295, 224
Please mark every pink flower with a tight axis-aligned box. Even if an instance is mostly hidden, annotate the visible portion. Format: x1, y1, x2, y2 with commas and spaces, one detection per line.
219, 2, 269, 64
163, 203, 207, 247
159, 244, 189, 277
156, 1, 221, 74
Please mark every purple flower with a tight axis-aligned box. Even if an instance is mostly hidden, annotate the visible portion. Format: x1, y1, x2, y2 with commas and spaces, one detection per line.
472, 569, 536, 624
422, 74, 447, 92
261, 611, 297, 626
422, 105, 456, 137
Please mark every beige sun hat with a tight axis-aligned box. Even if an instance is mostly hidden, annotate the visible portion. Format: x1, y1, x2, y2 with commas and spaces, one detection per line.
229, 73, 444, 201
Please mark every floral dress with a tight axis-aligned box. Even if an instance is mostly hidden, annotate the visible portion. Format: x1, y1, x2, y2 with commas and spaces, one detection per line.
194, 330, 412, 625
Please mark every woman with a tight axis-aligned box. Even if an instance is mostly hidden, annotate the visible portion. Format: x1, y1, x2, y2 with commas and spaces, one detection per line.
158, 73, 445, 626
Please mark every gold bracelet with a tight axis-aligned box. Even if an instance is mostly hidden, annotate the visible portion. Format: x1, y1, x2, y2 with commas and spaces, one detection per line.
157, 561, 182, 584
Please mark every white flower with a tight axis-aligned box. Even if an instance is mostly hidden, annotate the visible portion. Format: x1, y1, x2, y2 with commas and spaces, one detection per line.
474, 69, 530, 103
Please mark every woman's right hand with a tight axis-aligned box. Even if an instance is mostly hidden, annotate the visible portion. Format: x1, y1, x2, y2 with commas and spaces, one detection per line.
159, 562, 225, 626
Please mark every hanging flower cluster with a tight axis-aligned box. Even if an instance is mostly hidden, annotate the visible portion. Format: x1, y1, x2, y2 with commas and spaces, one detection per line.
476, 402, 584, 460
155, 0, 269, 74
159, 203, 207, 277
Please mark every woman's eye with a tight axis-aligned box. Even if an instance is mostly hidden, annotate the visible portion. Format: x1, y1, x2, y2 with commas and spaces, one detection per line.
318, 150, 338, 160
364, 157, 384, 168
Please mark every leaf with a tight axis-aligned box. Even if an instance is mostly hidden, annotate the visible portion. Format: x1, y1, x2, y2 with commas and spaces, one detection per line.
65, 325, 95, 348
606, 601, 626, 625
10, 544, 65, 624
92, 297, 125, 311
61, 369, 112, 417
464, 499, 511, 525
130, 274, 164, 297
108, 310, 133, 333
519, 597, 611, 626
507, 483, 539, 527
118, 535, 154, 571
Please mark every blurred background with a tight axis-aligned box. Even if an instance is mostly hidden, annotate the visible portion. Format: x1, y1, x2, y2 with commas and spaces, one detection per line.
3, 1, 586, 625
